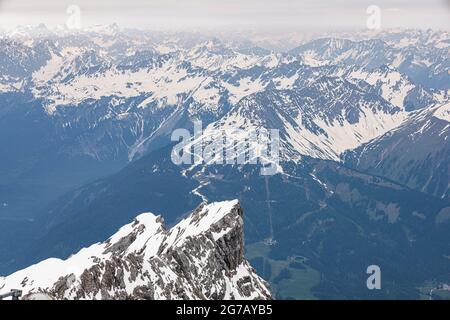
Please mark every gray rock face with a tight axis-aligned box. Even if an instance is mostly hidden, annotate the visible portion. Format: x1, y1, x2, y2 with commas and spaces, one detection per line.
0, 200, 272, 300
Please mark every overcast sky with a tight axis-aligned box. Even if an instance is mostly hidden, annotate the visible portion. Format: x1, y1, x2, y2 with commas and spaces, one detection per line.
0, 0, 449, 31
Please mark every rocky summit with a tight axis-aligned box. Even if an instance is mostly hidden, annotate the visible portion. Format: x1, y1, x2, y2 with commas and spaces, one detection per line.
0, 200, 271, 300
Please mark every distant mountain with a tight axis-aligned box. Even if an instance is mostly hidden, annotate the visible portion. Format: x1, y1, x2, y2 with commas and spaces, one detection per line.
202, 76, 403, 162
344, 102, 450, 199
0, 200, 271, 300
0, 28, 447, 180
289, 32, 450, 90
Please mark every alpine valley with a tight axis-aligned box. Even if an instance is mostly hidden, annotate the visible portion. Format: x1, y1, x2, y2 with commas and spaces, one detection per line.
0, 25, 449, 299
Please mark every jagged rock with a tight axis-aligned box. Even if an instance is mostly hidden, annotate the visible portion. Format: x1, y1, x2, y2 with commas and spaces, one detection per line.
0, 200, 272, 300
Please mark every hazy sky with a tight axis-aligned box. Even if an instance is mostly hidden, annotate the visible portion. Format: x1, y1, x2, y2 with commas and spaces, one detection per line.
0, 0, 449, 31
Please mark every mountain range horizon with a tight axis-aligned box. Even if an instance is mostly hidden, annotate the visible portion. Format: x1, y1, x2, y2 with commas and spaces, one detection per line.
0, 22, 449, 300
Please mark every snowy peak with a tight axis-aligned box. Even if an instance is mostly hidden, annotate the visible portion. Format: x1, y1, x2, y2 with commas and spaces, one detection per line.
0, 200, 271, 300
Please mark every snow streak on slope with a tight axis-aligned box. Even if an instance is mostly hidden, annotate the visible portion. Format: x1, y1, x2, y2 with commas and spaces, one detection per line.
194, 78, 407, 163
0, 200, 271, 300
283, 107, 406, 160
347, 68, 415, 109
434, 102, 450, 122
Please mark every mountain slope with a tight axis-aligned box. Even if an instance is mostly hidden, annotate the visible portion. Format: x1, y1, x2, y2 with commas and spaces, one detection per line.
344, 102, 450, 199
199, 76, 404, 162
18, 144, 450, 299
0, 200, 271, 300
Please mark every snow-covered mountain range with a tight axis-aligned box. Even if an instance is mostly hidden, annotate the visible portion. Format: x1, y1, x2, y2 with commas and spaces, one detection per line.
0, 27, 448, 166
0, 26, 449, 299
0, 200, 271, 300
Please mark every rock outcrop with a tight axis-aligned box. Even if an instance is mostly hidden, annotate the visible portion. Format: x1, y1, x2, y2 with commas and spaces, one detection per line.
0, 200, 271, 300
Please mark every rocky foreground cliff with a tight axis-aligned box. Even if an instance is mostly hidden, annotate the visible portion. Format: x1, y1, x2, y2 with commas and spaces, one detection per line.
0, 200, 271, 300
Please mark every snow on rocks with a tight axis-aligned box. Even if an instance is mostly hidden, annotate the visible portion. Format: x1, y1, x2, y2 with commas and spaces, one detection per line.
0, 200, 271, 300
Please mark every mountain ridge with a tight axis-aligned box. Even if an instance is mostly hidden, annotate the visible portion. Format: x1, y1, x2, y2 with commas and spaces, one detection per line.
0, 200, 272, 300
